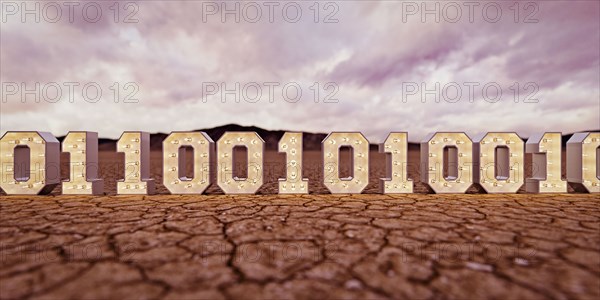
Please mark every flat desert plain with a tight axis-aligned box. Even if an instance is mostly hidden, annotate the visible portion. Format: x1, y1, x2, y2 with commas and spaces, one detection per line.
0, 150, 599, 299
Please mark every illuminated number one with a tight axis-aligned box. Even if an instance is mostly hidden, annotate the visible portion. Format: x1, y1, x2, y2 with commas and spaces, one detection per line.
217, 132, 264, 194
278, 132, 308, 194
525, 132, 566, 193
62, 131, 104, 195
421, 132, 473, 193
322, 132, 369, 194
117, 131, 155, 194
379, 132, 413, 193
163, 132, 214, 194
567, 132, 600, 193
474, 132, 524, 193
0, 132, 60, 195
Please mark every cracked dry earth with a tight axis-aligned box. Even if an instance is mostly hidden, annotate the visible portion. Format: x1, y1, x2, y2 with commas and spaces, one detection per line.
1, 194, 599, 300
1, 151, 599, 299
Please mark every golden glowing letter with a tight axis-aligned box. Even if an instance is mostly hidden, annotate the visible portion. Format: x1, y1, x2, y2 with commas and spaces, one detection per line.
0, 131, 60, 195
525, 132, 566, 193
379, 132, 413, 193
567, 132, 600, 193
62, 131, 104, 195
116, 132, 155, 194
278, 132, 308, 194
474, 132, 524, 193
163, 132, 214, 194
322, 132, 369, 194
421, 132, 473, 193
217, 132, 264, 194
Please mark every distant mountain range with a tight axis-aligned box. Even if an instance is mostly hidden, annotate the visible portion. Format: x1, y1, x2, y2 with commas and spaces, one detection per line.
56, 125, 597, 151
60, 124, 330, 151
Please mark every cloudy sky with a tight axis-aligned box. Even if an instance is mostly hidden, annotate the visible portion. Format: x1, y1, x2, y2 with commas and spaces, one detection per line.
1, 0, 599, 142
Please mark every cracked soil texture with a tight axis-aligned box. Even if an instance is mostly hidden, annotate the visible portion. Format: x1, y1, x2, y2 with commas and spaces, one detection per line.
0, 151, 599, 299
